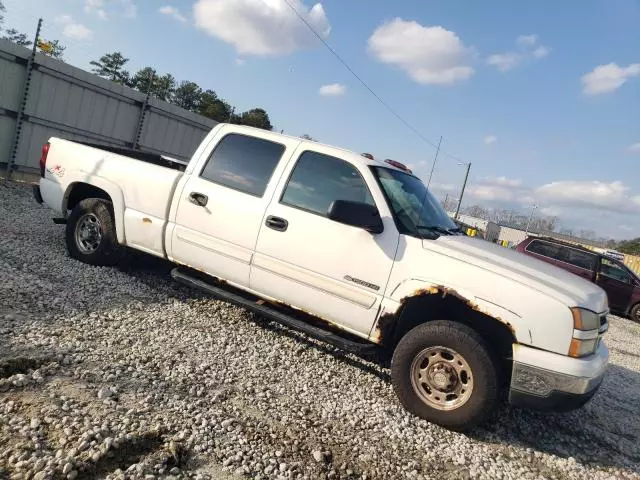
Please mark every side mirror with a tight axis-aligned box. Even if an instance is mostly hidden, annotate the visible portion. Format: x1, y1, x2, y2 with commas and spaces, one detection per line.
327, 200, 384, 234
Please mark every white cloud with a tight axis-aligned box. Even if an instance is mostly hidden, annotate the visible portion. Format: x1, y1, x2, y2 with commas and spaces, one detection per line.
85, 0, 135, 19
619, 225, 633, 231
193, 0, 330, 56
483, 135, 497, 145
517, 34, 538, 47
235, 58, 246, 67
532, 46, 550, 59
535, 180, 640, 213
581, 62, 640, 95
487, 53, 521, 72
55, 15, 93, 40
318, 83, 346, 96
121, 0, 137, 18
484, 176, 522, 187
159, 5, 187, 22
540, 206, 562, 217
627, 143, 640, 153
488, 34, 549, 72
84, 0, 107, 19
468, 185, 515, 201
368, 18, 474, 86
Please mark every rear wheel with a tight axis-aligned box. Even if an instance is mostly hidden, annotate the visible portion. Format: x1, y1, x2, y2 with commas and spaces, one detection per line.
630, 303, 640, 323
391, 320, 500, 431
66, 198, 122, 266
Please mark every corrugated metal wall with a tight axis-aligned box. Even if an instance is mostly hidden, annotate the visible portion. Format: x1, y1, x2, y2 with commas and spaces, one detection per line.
0, 39, 217, 175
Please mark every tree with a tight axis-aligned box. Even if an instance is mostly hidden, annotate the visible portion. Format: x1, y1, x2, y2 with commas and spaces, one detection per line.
234, 108, 273, 130
199, 89, 232, 122
2, 28, 31, 46
616, 238, 640, 255
155, 73, 176, 102
0, 0, 5, 28
130, 67, 157, 93
90, 52, 130, 84
38, 39, 65, 59
173, 81, 202, 111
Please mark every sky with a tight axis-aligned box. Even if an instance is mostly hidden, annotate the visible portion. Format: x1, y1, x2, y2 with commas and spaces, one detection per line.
3, 0, 640, 238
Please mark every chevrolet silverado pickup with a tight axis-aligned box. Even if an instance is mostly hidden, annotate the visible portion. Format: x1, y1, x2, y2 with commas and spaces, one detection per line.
33, 124, 610, 431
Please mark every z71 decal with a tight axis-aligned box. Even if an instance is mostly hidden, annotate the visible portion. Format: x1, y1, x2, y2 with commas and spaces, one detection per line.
47, 164, 65, 177
344, 275, 380, 291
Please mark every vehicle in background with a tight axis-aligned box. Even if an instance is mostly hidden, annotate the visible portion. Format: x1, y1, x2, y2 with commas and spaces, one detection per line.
34, 124, 610, 431
516, 236, 640, 321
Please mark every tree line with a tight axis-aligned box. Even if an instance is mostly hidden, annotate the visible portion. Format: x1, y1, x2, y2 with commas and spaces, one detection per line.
89, 52, 273, 130
0, 1, 66, 58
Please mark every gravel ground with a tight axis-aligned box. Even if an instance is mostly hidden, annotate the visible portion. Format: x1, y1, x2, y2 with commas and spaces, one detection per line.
1, 179, 639, 480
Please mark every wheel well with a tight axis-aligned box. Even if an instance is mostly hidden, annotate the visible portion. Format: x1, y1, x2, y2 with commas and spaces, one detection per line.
387, 293, 516, 365
65, 183, 112, 211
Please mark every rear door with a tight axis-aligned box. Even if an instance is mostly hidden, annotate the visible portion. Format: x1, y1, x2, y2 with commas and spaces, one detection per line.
250, 148, 399, 337
169, 130, 297, 287
597, 258, 634, 312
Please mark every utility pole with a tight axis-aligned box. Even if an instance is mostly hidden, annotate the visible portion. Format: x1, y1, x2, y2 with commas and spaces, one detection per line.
525, 205, 538, 234
7, 18, 42, 178
454, 162, 471, 221
426, 135, 443, 190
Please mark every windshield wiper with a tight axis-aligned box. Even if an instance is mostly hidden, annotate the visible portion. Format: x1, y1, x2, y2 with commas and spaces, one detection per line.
415, 225, 461, 237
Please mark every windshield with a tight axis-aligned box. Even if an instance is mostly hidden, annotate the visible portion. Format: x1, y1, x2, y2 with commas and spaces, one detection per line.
373, 167, 460, 239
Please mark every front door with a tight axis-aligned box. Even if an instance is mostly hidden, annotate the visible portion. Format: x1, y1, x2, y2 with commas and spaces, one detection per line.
596, 258, 634, 313
169, 131, 295, 287
250, 148, 399, 338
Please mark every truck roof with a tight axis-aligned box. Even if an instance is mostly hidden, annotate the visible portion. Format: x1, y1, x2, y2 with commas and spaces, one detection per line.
219, 123, 415, 176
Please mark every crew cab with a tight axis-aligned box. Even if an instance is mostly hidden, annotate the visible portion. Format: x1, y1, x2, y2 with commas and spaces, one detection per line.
34, 124, 609, 431
516, 236, 640, 322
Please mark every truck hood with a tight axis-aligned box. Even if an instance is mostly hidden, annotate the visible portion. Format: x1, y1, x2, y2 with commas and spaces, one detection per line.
422, 235, 608, 313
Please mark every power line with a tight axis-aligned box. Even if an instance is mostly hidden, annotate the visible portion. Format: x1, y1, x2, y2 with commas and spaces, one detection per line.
280, 0, 468, 163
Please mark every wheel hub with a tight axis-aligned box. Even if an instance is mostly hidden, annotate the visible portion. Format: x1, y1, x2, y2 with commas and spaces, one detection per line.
410, 346, 474, 411
75, 213, 103, 254
428, 363, 457, 391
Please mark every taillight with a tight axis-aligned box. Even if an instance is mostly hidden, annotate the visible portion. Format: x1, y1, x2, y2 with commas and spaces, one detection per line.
39, 142, 50, 177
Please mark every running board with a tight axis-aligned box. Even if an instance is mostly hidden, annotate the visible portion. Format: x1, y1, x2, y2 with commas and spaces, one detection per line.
170, 268, 379, 356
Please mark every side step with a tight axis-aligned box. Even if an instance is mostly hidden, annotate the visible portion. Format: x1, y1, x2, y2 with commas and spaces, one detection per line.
170, 268, 379, 356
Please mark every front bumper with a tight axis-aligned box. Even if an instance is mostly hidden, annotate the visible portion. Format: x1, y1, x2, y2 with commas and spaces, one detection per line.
508, 341, 608, 411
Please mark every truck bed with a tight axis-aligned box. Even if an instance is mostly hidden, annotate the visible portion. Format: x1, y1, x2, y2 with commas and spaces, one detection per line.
76, 141, 188, 172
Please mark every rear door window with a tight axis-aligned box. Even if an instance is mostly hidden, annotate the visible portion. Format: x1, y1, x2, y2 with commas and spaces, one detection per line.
564, 248, 597, 271
200, 133, 286, 197
525, 240, 564, 261
600, 258, 632, 283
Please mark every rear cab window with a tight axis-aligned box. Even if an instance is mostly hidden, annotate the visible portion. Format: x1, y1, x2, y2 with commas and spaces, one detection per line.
200, 133, 286, 197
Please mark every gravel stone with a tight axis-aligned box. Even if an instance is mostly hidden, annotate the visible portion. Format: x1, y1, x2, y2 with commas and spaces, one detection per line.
0, 180, 639, 480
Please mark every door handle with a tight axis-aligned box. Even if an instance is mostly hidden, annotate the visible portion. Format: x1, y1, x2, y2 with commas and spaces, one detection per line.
265, 215, 288, 232
188, 192, 208, 207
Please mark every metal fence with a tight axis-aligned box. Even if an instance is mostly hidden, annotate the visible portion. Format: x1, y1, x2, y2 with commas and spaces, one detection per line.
0, 38, 217, 177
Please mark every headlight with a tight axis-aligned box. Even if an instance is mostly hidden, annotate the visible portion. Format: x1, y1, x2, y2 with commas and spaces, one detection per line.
570, 307, 600, 331
568, 308, 601, 358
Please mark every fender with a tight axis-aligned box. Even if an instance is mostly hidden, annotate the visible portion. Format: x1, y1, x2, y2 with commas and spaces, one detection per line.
370, 278, 530, 346
62, 173, 126, 245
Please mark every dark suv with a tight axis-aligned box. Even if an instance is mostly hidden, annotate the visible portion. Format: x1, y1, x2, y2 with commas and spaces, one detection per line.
516, 236, 640, 321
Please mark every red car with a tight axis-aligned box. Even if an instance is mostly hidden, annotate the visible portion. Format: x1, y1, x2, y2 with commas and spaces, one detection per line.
516, 236, 640, 321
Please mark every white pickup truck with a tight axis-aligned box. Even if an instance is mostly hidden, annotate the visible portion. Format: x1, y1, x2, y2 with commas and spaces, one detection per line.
34, 124, 609, 431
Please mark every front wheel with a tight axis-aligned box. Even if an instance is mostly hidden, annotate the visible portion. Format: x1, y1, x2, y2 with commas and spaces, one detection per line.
391, 320, 500, 431
65, 198, 123, 266
630, 303, 640, 323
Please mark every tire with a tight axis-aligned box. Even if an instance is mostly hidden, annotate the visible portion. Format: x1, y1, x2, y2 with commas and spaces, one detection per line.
65, 198, 123, 266
630, 303, 640, 323
391, 320, 500, 431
